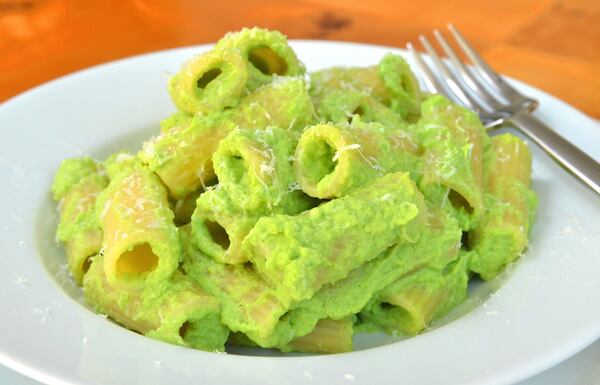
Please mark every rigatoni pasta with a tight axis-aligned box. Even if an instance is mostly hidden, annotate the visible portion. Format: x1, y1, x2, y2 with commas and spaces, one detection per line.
140, 77, 314, 199
54, 159, 108, 285
97, 159, 181, 293
468, 134, 537, 280
168, 49, 248, 115
51, 28, 537, 354
242, 172, 425, 303
214, 28, 306, 90
84, 255, 229, 351
416, 95, 488, 229
360, 252, 470, 335
294, 120, 420, 198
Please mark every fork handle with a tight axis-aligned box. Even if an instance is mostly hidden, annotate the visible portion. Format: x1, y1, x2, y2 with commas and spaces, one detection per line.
509, 112, 600, 195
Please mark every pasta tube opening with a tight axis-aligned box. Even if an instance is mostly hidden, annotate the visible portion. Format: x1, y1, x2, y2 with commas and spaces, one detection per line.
214, 28, 305, 89
448, 189, 474, 214
284, 318, 353, 353
296, 137, 338, 187
248, 46, 288, 75
116, 243, 159, 274
168, 50, 248, 115
382, 288, 439, 335
190, 189, 260, 264
81, 256, 93, 274
349, 106, 364, 121
178, 320, 194, 339
173, 189, 205, 226
196, 67, 223, 89
205, 220, 231, 250
294, 122, 405, 199
220, 153, 247, 185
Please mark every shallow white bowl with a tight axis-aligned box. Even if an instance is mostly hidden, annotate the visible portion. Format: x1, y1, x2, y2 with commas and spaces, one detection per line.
1, 41, 599, 385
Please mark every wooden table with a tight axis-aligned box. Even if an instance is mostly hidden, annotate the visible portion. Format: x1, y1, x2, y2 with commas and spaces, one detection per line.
1, 0, 599, 118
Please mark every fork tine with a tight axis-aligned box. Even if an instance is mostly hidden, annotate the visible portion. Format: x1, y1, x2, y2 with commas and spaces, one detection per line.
406, 42, 442, 94
432, 29, 506, 110
417, 34, 486, 113
447, 24, 523, 100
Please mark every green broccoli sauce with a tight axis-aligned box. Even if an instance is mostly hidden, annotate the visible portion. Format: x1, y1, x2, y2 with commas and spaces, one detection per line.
51, 27, 537, 354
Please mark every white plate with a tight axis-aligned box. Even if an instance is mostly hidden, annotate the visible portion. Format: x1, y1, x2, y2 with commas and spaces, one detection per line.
1, 41, 599, 385
2, 337, 599, 385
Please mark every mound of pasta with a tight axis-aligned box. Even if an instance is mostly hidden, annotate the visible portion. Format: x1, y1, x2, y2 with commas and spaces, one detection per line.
52, 28, 537, 353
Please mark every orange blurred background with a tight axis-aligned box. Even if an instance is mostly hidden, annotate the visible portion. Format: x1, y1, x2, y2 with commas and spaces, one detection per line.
1, 0, 599, 118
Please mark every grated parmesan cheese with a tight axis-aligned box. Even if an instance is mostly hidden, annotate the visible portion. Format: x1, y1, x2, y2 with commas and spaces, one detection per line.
332, 144, 361, 162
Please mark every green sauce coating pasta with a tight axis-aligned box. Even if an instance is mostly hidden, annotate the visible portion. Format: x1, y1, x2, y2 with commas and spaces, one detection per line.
228, 77, 315, 133
213, 126, 311, 212
54, 163, 108, 285
310, 54, 421, 121
191, 127, 315, 264
191, 189, 260, 264
310, 66, 391, 107
262, 207, 461, 348
168, 49, 248, 115
140, 113, 235, 199
294, 119, 421, 199
283, 318, 354, 353
361, 251, 470, 335
84, 255, 229, 351
416, 95, 489, 229
313, 89, 407, 129
182, 204, 461, 348
141, 77, 314, 199
242, 172, 425, 304
160, 110, 191, 133
181, 230, 287, 343
52, 156, 100, 201
214, 27, 306, 90
469, 133, 537, 280
96, 160, 181, 293
378, 53, 422, 119
50, 28, 537, 354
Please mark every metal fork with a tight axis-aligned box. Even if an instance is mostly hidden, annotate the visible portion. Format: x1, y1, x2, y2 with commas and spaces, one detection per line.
407, 24, 600, 195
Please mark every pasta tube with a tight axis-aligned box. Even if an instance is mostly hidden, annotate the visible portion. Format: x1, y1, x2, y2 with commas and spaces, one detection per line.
141, 78, 314, 199
313, 88, 408, 129
214, 27, 305, 90
310, 66, 391, 106
294, 120, 420, 199
183, 206, 461, 348
181, 229, 288, 343
160, 110, 191, 133
228, 77, 315, 134
192, 127, 315, 264
168, 49, 248, 115
98, 161, 181, 293
54, 161, 108, 285
417, 95, 488, 227
191, 189, 260, 264
283, 318, 353, 354
140, 114, 235, 199
469, 133, 537, 280
265, 207, 462, 348
361, 252, 470, 335
227, 319, 353, 354
243, 172, 425, 303
51, 156, 100, 201
83, 255, 229, 351
310, 54, 422, 120
213, 127, 313, 212
378, 53, 422, 119
172, 189, 203, 226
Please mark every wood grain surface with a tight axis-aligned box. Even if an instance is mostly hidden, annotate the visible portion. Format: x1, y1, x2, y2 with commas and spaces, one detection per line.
1, 0, 599, 118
